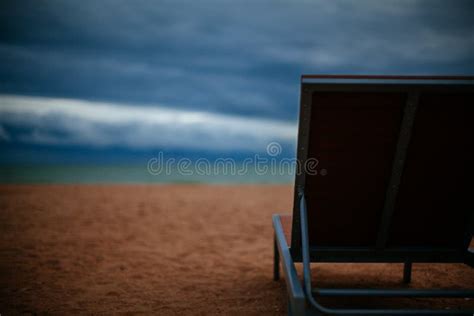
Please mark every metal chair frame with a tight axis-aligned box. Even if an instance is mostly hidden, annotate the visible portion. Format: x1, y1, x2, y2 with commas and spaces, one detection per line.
273, 75, 474, 315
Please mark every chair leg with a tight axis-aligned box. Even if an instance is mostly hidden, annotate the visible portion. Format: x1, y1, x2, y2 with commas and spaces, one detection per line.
288, 298, 307, 316
274, 234, 280, 281
403, 262, 412, 284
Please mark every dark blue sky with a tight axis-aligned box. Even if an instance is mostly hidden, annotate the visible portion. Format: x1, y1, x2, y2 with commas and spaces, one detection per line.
1, 0, 473, 163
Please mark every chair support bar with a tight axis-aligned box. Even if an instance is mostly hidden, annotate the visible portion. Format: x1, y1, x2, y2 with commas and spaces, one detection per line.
312, 288, 474, 298
296, 193, 474, 315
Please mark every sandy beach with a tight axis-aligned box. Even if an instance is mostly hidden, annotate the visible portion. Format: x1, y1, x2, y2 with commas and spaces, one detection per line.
1, 185, 473, 315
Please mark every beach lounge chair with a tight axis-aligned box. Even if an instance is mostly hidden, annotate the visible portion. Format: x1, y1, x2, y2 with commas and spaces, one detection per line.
273, 75, 474, 315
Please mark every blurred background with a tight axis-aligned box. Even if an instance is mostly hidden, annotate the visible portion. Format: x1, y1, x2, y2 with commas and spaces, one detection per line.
1, 0, 473, 183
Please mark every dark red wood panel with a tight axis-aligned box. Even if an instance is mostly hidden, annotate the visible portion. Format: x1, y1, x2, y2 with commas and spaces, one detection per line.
388, 93, 474, 248
305, 92, 405, 247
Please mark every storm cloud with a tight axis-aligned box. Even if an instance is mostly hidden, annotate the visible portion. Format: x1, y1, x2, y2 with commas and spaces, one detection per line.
0, 0, 473, 160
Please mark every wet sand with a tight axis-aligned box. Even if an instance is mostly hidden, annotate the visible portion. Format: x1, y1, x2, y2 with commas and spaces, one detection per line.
1, 185, 473, 315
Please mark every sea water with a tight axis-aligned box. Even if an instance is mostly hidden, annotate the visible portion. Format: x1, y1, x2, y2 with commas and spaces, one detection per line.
0, 164, 294, 184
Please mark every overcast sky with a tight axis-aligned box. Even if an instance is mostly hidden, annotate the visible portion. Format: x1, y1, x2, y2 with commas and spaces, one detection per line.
1, 0, 473, 162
